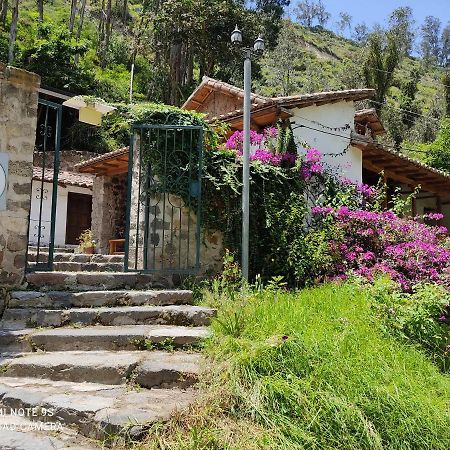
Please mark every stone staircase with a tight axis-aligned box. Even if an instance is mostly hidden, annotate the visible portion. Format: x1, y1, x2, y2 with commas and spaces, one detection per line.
0, 271, 215, 449
27, 246, 124, 272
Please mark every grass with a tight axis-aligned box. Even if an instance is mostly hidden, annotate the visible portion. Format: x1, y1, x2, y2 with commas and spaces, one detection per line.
138, 282, 450, 450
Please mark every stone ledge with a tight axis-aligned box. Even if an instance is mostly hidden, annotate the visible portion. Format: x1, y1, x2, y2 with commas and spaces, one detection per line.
0, 64, 40, 91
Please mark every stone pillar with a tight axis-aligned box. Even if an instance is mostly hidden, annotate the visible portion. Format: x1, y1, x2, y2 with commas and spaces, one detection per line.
91, 174, 127, 254
0, 65, 40, 287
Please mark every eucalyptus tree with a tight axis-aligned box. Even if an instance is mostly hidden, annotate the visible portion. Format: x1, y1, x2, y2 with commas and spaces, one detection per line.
388, 6, 415, 56
8, 0, 19, 63
363, 30, 400, 112
420, 16, 442, 64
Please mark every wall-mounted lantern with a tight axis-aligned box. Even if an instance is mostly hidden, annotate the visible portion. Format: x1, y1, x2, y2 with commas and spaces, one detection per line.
63, 96, 116, 126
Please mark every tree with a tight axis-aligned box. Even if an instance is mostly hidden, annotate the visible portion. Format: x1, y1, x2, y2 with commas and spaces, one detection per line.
295, 0, 315, 27
36, 0, 44, 22
21, 22, 95, 92
314, 0, 329, 27
69, 0, 77, 34
441, 24, 450, 67
420, 16, 441, 63
262, 20, 301, 95
352, 22, 369, 44
253, 0, 291, 47
149, 0, 263, 105
388, 6, 415, 56
8, 0, 19, 64
363, 31, 400, 112
336, 12, 352, 37
295, 0, 329, 28
0, 0, 8, 28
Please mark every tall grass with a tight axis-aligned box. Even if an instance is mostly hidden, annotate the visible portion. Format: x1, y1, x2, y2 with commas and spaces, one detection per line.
141, 283, 450, 449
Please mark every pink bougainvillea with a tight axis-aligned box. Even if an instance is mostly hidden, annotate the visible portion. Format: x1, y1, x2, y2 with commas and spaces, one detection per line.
225, 128, 297, 167
312, 206, 450, 291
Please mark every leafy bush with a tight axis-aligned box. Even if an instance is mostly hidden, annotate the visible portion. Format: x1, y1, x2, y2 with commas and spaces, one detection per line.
370, 278, 450, 372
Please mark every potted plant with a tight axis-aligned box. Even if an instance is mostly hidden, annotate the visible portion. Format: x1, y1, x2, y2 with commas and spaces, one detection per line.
78, 229, 96, 254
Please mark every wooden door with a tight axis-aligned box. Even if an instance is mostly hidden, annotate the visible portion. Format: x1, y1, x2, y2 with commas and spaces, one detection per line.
65, 192, 92, 245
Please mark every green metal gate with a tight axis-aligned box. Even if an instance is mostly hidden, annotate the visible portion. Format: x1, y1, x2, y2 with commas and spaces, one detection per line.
124, 124, 203, 273
25, 99, 62, 272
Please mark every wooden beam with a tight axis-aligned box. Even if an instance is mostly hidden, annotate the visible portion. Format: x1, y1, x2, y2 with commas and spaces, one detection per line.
363, 160, 445, 195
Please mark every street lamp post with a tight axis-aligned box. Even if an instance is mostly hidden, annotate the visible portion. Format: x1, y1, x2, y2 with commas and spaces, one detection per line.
231, 26, 264, 281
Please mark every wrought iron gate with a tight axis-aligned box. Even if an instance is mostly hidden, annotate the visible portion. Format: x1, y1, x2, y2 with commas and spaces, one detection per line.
26, 99, 62, 272
124, 124, 203, 273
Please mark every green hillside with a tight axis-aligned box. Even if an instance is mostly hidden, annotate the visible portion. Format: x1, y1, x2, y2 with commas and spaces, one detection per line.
0, 1, 448, 155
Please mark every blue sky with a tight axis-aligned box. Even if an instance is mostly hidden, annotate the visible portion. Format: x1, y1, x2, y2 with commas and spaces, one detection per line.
286, 0, 449, 31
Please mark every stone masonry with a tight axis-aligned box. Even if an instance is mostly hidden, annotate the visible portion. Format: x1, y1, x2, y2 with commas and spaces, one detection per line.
91, 173, 127, 253
0, 64, 40, 287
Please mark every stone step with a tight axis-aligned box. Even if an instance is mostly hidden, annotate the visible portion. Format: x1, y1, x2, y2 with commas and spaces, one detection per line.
0, 325, 209, 352
0, 415, 100, 449
2, 305, 216, 328
26, 271, 175, 290
28, 246, 76, 254
0, 351, 201, 388
27, 261, 124, 272
0, 377, 196, 441
27, 252, 124, 264
9, 289, 194, 309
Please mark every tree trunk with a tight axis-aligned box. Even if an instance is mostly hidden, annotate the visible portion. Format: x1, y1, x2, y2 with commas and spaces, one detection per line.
74, 0, 87, 64
122, 0, 127, 23
76, 0, 87, 40
69, 0, 77, 33
8, 0, 19, 64
37, 0, 43, 22
97, 0, 106, 57
101, 0, 112, 68
0, 0, 8, 28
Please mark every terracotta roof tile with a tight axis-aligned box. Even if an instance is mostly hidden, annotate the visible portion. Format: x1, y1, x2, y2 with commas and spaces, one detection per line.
75, 147, 129, 170
32, 167, 94, 188
183, 76, 375, 114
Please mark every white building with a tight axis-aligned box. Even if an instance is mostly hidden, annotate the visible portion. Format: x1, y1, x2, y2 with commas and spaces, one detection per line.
29, 167, 93, 247
182, 76, 450, 229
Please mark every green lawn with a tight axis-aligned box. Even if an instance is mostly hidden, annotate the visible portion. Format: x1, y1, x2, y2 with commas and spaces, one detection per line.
141, 283, 450, 449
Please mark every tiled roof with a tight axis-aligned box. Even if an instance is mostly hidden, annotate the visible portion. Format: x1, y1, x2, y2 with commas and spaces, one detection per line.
354, 108, 385, 136
183, 76, 375, 115
32, 167, 94, 188
75, 147, 128, 171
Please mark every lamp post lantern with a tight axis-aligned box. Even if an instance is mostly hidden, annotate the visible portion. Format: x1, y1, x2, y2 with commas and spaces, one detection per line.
231, 26, 264, 281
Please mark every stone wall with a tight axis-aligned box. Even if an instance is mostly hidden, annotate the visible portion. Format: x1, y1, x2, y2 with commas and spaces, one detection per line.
0, 65, 40, 287
91, 173, 127, 253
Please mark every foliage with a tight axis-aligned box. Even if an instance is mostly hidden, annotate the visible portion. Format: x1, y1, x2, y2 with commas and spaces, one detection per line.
77, 229, 95, 250
424, 118, 450, 173
370, 277, 450, 372
19, 21, 95, 92
420, 16, 443, 64
142, 283, 450, 449
388, 6, 415, 57
363, 30, 400, 111
67, 101, 211, 154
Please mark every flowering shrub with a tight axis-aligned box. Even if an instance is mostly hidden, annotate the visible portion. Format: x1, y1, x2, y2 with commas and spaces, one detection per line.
311, 207, 450, 291
225, 127, 298, 167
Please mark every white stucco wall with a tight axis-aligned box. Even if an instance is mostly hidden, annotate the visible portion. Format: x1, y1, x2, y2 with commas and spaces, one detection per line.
290, 101, 362, 183
29, 181, 92, 246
